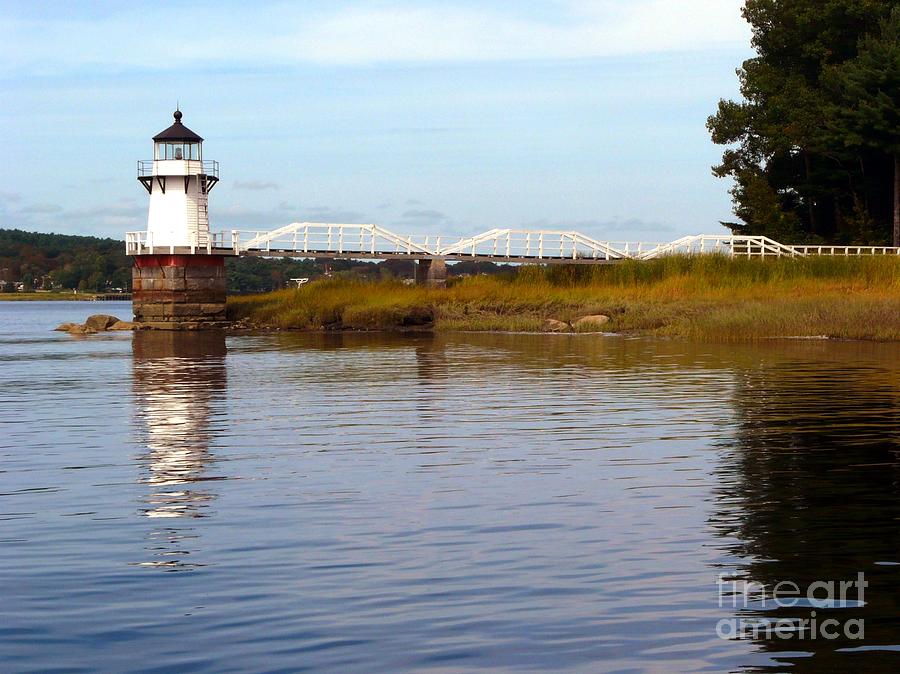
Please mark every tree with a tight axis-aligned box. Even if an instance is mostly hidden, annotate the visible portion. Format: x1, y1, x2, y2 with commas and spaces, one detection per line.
708, 0, 898, 244
0, 229, 131, 289
87, 271, 105, 291
831, 8, 900, 245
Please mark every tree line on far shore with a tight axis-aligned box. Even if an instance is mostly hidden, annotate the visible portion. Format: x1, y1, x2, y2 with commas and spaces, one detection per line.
709, 1, 900, 246
225, 256, 510, 293
0, 228, 131, 292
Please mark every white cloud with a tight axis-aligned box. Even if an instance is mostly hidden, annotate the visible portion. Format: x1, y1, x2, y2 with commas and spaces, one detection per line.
523, 216, 679, 241
20, 203, 63, 214
0, 1, 750, 73
401, 208, 448, 223
10, 201, 145, 238
292, 1, 749, 64
218, 203, 367, 228
234, 180, 280, 191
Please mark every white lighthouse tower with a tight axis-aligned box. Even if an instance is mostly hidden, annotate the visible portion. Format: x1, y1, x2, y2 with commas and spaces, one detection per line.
137, 109, 219, 248
129, 110, 230, 328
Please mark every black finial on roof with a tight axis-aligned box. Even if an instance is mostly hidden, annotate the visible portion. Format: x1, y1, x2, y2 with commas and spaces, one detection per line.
174, 108, 183, 123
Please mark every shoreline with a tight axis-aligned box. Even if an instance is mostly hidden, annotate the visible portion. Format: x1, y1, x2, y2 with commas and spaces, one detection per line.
221, 323, 890, 342
0, 293, 129, 301
225, 257, 900, 342
34, 256, 900, 342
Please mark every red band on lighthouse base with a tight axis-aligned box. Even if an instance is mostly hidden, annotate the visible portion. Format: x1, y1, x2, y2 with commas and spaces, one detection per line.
133, 254, 225, 268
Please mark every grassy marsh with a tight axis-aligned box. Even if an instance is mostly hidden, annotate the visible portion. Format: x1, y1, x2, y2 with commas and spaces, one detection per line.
226, 256, 900, 341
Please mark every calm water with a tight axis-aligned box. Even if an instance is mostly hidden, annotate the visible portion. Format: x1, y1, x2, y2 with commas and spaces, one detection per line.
2, 301, 900, 673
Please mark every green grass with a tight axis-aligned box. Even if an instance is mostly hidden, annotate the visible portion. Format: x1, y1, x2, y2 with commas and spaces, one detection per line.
227, 255, 900, 341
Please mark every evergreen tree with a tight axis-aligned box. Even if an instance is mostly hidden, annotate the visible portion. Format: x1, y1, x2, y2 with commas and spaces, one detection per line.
708, 0, 898, 244
831, 8, 900, 245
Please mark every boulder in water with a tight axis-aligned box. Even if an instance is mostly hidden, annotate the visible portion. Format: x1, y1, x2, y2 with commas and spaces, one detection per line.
67, 324, 97, 335
542, 318, 572, 333
573, 314, 610, 331
84, 314, 121, 331
54, 315, 136, 334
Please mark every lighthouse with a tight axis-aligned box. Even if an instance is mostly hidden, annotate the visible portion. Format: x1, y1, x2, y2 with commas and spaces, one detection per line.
128, 110, 233, 329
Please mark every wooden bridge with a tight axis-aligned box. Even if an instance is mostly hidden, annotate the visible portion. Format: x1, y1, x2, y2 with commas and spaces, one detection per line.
126, 223, 900, 262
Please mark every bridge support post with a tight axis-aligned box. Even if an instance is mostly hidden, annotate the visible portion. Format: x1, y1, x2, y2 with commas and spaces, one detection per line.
132, 254, 229, 329
415, 257, 447, 287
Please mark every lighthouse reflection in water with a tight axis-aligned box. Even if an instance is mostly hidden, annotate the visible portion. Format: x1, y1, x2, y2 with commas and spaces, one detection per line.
131, 330, 228, 570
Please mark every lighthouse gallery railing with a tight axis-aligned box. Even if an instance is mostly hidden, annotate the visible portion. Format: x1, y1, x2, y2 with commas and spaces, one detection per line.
126, 230, 233, 255
137, 160, 219, 178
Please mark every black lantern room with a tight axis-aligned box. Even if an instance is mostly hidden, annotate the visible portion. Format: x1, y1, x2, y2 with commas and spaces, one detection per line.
138, 109, 219, 195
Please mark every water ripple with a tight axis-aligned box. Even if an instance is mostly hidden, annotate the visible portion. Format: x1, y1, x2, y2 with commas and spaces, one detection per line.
1, 304, 899, 672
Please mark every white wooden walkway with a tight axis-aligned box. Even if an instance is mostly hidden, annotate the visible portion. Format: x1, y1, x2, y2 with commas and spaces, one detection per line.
126, 224, 900, 261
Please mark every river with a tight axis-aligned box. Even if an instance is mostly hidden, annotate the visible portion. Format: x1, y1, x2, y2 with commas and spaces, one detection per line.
1, 301, 899, 672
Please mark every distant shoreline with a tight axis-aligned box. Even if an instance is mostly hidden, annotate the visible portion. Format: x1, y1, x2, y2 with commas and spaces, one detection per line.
0, 293, 130, 301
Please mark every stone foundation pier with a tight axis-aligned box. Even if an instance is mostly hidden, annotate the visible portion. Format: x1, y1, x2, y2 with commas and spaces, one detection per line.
132, 254, 228, 329
415, 257, 447, 287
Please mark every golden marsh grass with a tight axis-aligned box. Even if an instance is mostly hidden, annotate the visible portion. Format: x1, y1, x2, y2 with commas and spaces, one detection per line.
227, 256, 900, 341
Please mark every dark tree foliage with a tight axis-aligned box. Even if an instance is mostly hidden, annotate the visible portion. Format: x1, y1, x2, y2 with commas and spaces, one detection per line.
449, 260, 517, 276
225, 256, 514, 293
0, 228, 131, 291
225, 257, 416, 292
226, 257, 321, 293
708, 1, 900, 245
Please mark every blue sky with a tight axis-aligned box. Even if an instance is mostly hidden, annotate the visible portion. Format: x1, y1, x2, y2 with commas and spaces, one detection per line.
0, 1, 752, 242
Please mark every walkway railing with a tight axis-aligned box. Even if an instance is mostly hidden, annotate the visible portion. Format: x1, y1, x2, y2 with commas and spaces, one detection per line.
635, 235, 804, 260
790, 244, 900, 256
237, 223, 433, 257
438, 229, 630, 260
126, 225, 900, 261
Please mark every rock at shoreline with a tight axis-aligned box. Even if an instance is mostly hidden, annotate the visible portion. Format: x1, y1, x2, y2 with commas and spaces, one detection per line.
542, 318, 572, 333
55, 314, 137, 335
400, 306, 434, 327
84, 314, 120, 331
573, 314, 610, 330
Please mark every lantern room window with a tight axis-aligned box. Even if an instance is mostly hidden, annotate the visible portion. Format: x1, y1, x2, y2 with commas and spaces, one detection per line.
155, 142, 201, 160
